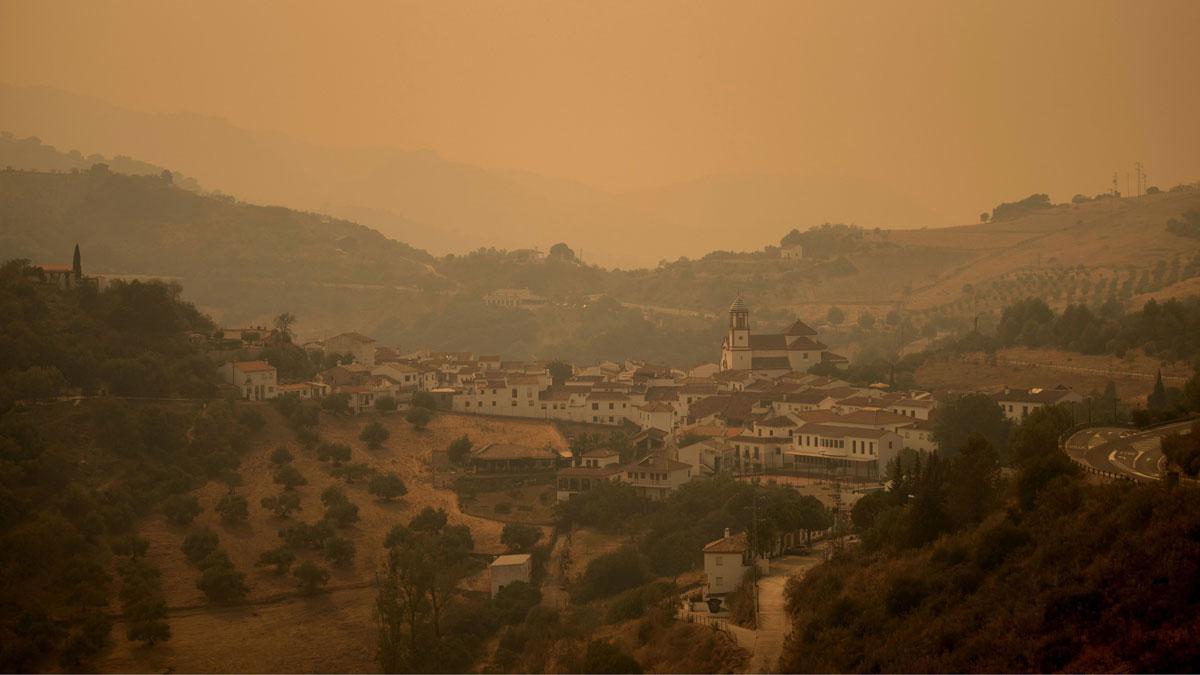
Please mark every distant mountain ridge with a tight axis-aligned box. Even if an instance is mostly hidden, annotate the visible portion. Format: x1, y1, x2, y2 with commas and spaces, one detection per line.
0, 83, 947, 267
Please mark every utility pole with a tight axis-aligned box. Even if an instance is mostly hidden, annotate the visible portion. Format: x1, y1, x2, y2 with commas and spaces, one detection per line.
1112, 172, 1120, 198
1135, 161, 1144, 196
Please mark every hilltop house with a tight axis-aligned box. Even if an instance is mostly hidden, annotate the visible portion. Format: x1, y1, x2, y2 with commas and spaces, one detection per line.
621, 452, 692, 501
489, 554, 532, 598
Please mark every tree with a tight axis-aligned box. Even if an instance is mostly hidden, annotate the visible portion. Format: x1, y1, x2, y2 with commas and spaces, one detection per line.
261, 491, 302, 518
323, 536, 356, 567
360, 420, 390, 449
270, 445, 294, 464
375, 395, 398, 414
273, 465, 308, 490
581, 639, 643, 674
406, 406, 433, 430
447, 434, 473, 464
500, 523, 543, 553
256, 547, 296, 575
945, 435, 1001, 528
181, 528, 219, 564
858, 312, 876, 329
72, 243, 82, 280
826, 306, 845, 325
932, 393, 1011, 459
324, 498, 360, 528
1148, 370, 1169, 410
331, 462, 374, 483
412, 391, 437, 411
273, 312, 296, 339
410, 507, 449, 533
570, 546, 649, 604
217, 493, 249, 526
126, 616, 171, 646
294, 560, 330, 594
162, 494, 202, 525
321, 392, 351, 416
549, 242, 577, 262
980, 212, 990, 223
196, 558, 248, 604
317, 441, 352, 465
547, 359, 573, 386
369, 473, 408, 502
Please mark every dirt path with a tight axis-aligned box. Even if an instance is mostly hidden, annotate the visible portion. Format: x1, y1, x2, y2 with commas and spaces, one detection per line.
747, 551, 825, 673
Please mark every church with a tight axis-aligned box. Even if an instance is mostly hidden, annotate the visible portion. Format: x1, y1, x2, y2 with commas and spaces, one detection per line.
719, 297, 830, 374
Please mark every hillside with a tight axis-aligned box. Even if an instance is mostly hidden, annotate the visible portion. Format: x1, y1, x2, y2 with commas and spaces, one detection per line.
0, 167, 436, 318
0, 84, 946, 267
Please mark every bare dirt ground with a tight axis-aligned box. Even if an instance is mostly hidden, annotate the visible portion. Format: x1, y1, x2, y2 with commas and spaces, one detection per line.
97, 407, 569, 673
917, 347, 1193, 402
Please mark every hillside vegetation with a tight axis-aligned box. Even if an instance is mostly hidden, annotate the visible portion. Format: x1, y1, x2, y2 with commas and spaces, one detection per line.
779, 407, 1200, 673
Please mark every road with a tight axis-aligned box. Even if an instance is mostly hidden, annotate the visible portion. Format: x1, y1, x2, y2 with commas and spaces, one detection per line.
746, 550, 825, 673
1063, 421, 1195, 481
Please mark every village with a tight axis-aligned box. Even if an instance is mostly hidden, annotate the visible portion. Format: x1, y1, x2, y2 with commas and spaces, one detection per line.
210, 296, 1082, 616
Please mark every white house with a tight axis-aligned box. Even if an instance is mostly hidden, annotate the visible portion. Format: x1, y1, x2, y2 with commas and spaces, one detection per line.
620, 452, 693, 501
637, 402, 676, 433
703, 528, 752, 597
218, 361, 278, 400
483, 288, 546, 309
676, 438, 730, 475
781, 243, 804, 260
489, 554, 532, 597
994, 386, 1083, 423
787, 423, 903, 479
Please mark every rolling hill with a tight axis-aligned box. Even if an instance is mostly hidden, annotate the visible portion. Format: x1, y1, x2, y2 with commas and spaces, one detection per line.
0, 83, 947, 267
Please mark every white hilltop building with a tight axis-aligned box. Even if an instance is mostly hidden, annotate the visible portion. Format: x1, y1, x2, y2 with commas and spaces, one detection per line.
719, 297, 833, 374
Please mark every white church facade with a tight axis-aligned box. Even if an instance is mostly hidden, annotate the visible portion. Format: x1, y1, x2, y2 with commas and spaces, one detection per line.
719, 297, 830, 375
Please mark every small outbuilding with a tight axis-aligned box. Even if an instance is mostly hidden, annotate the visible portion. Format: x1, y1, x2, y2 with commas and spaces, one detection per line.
489, 553, 532, 598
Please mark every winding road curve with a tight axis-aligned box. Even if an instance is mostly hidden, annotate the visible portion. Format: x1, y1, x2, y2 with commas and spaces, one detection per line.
1063, 421, 1195, 481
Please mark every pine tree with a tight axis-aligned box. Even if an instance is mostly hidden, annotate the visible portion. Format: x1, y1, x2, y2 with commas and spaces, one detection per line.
1148, 370, 1168, 411
72, 243, 82, 281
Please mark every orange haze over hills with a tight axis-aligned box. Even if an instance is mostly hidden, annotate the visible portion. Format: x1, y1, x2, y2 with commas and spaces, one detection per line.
1, 0, 1199, 265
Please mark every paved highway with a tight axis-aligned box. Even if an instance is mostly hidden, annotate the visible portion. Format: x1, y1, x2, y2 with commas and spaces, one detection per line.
1063, 421, 1195, 481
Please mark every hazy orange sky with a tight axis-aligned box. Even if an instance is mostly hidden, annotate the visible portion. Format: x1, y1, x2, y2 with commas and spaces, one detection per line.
2, 0, 1199, 221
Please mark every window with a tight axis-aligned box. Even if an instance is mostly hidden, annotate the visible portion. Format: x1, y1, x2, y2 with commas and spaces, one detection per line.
716, 576, 724, 586
592, 403, 599, 410
608, 402, 614, 410
716, 557, 723, 566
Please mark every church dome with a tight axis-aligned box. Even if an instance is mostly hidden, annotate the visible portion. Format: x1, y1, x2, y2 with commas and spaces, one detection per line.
729, 296, 748, 313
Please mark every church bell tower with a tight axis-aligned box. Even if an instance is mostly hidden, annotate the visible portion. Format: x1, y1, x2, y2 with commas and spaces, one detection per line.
721, 296, 752, 370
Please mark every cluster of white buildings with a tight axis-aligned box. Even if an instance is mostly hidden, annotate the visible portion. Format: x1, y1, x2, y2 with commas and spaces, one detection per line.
216, 299, 1087, 496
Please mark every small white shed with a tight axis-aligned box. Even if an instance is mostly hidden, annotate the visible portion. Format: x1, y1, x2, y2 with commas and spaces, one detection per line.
489, 553, 532, 598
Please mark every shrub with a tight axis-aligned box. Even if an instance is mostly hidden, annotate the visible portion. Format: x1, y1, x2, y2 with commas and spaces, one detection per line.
359, 420, 390, 448
181, 528, 219, 565
323, 536, 355, 567
406, 406, 433, 430
162, 494, 202, 525
216, 493, 249, 526
570, 546, 649, 604
447, 434, 473, 464
581, 639, 642, 674
256, 547, 296, 575
273, 465, 308, 491
369, 473, 408, 501
500, 522, 543, 552
195, 556, 248, 604
270, 445, 294, 464
294, 560, 329, 594
261, 491, 302, 518
374, 396, 398, 414
316, 442, 352, 464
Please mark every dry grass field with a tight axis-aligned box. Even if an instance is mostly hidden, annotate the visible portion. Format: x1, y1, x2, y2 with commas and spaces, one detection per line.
96, 407, 569, 673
